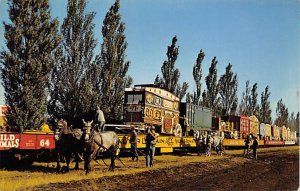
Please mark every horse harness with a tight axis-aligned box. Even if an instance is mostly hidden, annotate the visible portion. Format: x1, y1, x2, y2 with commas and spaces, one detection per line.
84, 128, 109, 157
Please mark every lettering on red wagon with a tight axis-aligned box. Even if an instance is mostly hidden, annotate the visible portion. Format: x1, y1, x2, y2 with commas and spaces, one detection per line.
0, 134, 20, 148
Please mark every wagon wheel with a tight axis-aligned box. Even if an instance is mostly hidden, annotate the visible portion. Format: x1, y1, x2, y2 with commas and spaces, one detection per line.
174, 124, 182, 137
20, 153, 35, 167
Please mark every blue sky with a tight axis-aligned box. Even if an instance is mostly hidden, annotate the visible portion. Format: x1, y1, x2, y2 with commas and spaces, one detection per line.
0, 0, 299, 120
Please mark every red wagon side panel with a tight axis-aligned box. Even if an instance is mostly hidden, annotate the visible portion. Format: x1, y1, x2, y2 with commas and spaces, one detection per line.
0, 133, 20, 150
19, 134, 37, 149
0, 133, 55, 150
36, 134, 55, 149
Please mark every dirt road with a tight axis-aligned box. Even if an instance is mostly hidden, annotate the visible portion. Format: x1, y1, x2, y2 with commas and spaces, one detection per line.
30, 146, 299, 191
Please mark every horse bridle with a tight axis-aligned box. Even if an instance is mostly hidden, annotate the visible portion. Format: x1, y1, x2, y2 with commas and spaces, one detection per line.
55, 124, 64, 141
83, 124, 96, 144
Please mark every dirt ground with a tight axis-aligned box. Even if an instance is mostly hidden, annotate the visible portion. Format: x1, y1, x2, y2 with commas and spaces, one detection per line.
29, 146, 299, 191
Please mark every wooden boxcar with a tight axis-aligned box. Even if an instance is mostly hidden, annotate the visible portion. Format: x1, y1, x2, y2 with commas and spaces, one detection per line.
219, 115, 250, 139
179, 103, 212, 135
265, 124, 272, 140
272, 125, 280, 141
280, 126, 287, 141
249, 116, 259, 137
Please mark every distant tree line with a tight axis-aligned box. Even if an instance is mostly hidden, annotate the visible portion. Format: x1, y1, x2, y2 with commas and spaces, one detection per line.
0, 0, 298, 132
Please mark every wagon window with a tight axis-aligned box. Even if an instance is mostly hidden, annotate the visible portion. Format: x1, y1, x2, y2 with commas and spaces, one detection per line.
127, 94, 134, 103
126, 94, 142, 104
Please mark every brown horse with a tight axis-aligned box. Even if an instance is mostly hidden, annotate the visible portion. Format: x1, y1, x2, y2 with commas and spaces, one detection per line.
55, 119, 83, 173
82, 119, 120, 174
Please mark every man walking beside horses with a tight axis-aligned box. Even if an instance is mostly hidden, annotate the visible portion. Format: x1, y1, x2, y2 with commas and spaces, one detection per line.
145, 126, 159, 167
243, 135, 251, 158
130, 126, 139, 161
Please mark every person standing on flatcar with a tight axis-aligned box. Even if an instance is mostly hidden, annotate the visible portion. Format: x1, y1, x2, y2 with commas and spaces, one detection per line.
252, 137, 259, 160
95, 106, 105, 132
130, 126, 139, 161
145, 126, 159, 167
183, 115, 189, 136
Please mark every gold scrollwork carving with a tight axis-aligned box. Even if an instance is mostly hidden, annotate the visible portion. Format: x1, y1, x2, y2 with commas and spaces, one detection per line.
154, 110, 161, 120
146, 94, 153, 104
173, 102, 178, 110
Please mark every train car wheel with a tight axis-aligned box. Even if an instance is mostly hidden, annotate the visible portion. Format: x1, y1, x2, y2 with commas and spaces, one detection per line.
20, 153, 35, 167
0, 151, 7, 168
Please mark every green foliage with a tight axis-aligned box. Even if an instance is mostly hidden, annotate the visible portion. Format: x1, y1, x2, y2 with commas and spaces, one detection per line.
187, 50, 205, 105
258, 86, 272, 124
0, 0, 60, 131
219, 63, 238, 116
287, 112, 299, 132
204, 57, 220, 115
201, 90, 209, 107
154, 36, 188, 101
48, 0, 97, 125
239, 80, 251, 116
97, 0, 132, 122
239, 81, 260, 117
249, 83, 259, 116
275, 99, 289, 127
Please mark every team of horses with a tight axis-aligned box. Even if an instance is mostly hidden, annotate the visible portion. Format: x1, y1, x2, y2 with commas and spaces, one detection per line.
54, 119, 120, 174
193, 130, 224, 157
54, 119, 224, 174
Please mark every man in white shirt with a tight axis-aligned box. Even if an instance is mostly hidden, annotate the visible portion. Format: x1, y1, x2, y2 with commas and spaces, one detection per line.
95, 106, 105, 132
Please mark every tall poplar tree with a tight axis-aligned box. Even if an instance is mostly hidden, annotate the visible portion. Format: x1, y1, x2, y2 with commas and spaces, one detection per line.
186, 50, 205, 105
249, 83, 259, 116
1, 0, 60, 131
48, 0, 97, 126
288, 112, 299, 132
204, 57, 220, 114
239, 80, 251, 116
154, 36, 188, 101
219, 63, 238, 116
202, 90, 209, 107
258, 86, 272, 123
275, 99, 289, 127
97, 0, 132, 122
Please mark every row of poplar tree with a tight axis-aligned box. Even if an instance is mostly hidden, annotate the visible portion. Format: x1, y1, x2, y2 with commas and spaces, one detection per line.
0, 0, 298, 132
154, 36, 298, 132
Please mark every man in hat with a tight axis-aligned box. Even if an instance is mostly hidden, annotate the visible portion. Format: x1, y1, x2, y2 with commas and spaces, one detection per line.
95, 106, 105, 132
252, 136, 259, 160
130, 126, 139, 161
145, 126, 158, 167
243, 135, 251, 158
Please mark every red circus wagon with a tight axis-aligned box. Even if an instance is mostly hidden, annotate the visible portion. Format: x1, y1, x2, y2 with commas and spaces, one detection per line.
0, 105, 55, 167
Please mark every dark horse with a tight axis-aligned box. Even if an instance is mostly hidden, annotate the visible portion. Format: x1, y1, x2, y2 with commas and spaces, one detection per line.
82, 119, 120, 174
54, 119, 83, 173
